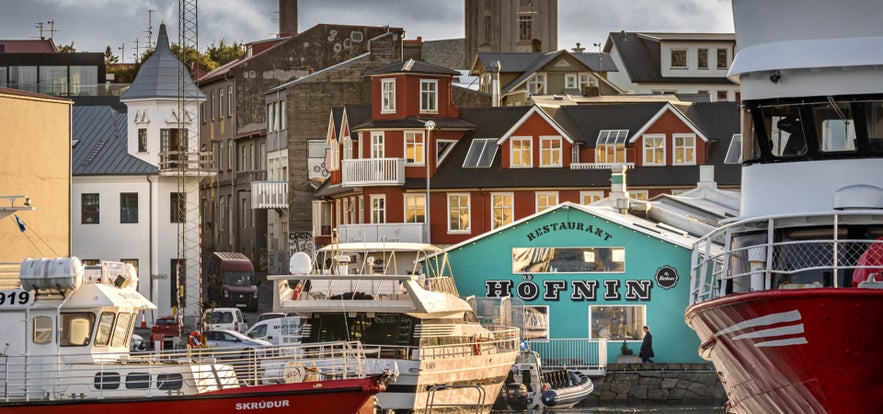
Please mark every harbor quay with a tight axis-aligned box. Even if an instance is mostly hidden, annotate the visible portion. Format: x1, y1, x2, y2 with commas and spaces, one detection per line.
579, 363, 727, 407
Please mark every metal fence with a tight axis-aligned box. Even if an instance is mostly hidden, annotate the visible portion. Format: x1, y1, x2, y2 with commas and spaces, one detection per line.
526, 338, 608, 375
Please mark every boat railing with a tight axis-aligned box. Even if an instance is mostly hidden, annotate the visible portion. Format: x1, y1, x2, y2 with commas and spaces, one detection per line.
275, 273, 460, 301
691, 224, 883, 304
525, 338, 608, 376
0, 340, 369, 402
358, 326, 521, 361
0, 262, 20, 290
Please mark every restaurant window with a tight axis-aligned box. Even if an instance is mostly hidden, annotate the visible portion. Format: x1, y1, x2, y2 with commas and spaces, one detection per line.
512, 247, 625, 274
589, 305, 646, 340
82, 193, 100, 224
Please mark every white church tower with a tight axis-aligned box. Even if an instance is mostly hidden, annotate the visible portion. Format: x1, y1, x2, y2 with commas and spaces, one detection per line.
121, 23, 210, 328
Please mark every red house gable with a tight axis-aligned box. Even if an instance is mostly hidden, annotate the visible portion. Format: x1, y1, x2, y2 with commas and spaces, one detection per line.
365, 59, 462, 120
629, 104, 709, 166
498, 106, 573, 169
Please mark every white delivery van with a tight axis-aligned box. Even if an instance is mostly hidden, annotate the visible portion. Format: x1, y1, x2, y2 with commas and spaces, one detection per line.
244, 315, 304, 345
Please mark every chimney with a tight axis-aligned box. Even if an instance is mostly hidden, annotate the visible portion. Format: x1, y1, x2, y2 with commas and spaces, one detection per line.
490, 60, 501, 107
571, 42, 585, 53
697, 165, 717, 190
279, 0, 298, 37
609, 164, 630, 214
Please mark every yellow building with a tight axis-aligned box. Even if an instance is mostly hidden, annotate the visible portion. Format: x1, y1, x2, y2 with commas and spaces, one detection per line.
0, 87, 72, 264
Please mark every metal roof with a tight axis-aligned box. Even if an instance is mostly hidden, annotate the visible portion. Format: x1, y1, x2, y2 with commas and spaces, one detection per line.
364, 58, 461, 76
72, 105, 156, 176
120, 24, 205, 101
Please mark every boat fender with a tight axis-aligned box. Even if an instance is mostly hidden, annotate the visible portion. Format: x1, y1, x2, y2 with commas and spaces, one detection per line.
541, 389, 560, 407
472, 336, 482, 356
188, 330, 203, 348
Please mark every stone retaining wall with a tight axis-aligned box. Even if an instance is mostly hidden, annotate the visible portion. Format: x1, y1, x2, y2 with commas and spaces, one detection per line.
577, 363, 728, 408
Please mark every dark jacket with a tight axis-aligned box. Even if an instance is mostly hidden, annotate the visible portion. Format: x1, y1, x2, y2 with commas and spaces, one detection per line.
639, 331, 654, 359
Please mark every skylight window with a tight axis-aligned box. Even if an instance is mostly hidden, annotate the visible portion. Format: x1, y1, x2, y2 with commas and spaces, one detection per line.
596, 129, 630, 145
463, 138, 498, 168
724, 134, 741, 164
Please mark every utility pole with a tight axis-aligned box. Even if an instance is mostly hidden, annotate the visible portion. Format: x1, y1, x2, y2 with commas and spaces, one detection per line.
119, 43, 125, 64
132, 38, 140, 63
145, 9, 156, 50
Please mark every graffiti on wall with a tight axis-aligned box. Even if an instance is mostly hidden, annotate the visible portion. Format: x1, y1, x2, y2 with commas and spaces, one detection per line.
289, 231, 314, 257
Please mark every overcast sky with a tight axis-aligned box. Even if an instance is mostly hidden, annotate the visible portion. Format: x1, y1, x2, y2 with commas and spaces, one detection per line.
0, 0, 733, 62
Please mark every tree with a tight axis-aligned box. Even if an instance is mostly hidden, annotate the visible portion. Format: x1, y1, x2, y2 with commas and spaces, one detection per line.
205, 40, 246, 67
57, 41, 76, 53
104, 46, 119, 64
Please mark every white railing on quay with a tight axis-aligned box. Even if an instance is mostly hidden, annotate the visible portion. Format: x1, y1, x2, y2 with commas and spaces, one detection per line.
526, 338, 608, 375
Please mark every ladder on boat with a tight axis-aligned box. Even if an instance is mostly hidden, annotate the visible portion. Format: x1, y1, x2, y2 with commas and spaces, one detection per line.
424, 384, 487, 414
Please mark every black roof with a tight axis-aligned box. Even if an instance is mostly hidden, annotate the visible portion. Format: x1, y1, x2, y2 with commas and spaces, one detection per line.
364, 58, 460, 76
354, 116, 476, 131
547, 103, 668, 145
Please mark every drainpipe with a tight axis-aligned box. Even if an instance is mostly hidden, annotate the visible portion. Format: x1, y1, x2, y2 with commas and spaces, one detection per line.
610, 164, 630, 214
490, 60, 501, 107
147, 174, 155, 322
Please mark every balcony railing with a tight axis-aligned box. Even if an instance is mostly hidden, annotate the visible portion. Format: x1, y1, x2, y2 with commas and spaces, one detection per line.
252, 180, 287, 209
570, 162, 635, 170
341, 158, 405, 187
159, 151, 215, 175
337, 223, 427, 243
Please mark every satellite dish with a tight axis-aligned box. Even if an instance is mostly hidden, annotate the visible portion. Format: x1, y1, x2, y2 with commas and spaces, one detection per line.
289, 252, 312, 275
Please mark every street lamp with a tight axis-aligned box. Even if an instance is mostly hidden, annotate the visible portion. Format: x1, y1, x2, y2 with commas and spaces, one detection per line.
423, 120, 436, 243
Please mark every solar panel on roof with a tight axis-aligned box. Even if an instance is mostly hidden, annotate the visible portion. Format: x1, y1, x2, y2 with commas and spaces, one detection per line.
596, 129, 629, 145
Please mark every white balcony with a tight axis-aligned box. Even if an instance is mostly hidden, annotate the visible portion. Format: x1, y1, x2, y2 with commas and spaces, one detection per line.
158, 151, 216, 176
341, 158, 405, 187
337, 223, 427, 243
251, 181, 288, 209
570, 162, 635, 170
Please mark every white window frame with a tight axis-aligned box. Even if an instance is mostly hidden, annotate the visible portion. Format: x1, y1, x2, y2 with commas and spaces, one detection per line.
595, 129, 629, 164
227, 85, 233, 116
535, 191, 559, 213
629, 190, 649, 201
446, 193, 471, 234
642, 134, 666, 166
580, 191, 604, 205
219, 87, 225, 118
381, 78, 396, 113
371, 132, 385, 159
564, 73, 578, 89
403, 193, 426, 223
673, 133, 696, 165
419, 79, 438, 113
490, 192, 514, 230
404, 131, 424, 165
527, 73, 546, 96
510, 136, 532, 168
370, 194, 386, 224
539, 136, 562, 167
671, 48, 687, 69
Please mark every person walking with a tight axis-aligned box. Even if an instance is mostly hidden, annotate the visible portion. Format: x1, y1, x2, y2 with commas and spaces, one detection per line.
639, 325, 655, 363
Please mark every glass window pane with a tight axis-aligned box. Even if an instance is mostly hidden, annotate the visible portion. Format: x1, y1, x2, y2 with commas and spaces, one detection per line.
512, 247, 625, 273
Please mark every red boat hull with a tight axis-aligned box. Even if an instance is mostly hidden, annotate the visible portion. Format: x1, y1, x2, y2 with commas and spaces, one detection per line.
685, 288, 883, 413
1, 377, 384, 414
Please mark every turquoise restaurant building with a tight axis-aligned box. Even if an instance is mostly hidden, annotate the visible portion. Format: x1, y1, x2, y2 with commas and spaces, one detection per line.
444, 201, 706, 364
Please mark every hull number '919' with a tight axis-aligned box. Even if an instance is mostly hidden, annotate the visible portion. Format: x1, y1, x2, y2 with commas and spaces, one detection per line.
0, 290, 33, 307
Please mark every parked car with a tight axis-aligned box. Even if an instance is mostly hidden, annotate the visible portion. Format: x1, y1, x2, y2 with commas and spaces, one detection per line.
256, 312, 285, 322
204, 329, 272, 350
150, 315, 184, 346
203, 307, 248, 333
245, 316, 304, 345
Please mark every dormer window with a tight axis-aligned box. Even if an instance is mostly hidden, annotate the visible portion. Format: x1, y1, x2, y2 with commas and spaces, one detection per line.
381, 78, 396, 113
596, 129, 629, 164
527, 73, 546, 96
510, 137, 532, 168
420, 79, 438, 113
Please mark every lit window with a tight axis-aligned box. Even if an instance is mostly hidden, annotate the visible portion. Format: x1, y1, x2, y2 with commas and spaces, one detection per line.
535, 191, 558, 213
447, 193, 470, 233
629, 190, 649, 201
491, 193, 513, 230
420, 80, 437, 112
580, 191, 603, 205
673, 134, 696, 165
404, 194, 425, 223
642, 134, 666, 166
539, 136, 562, 167
595, 130, 629, 164
404, 131, 424, 165
510, 137, 532, 168
381, 78, 396, 113
513, 247, 625, 274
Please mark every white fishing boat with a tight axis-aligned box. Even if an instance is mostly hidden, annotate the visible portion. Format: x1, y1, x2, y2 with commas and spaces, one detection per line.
269, 242, 521, 413
0, 256, 392, 414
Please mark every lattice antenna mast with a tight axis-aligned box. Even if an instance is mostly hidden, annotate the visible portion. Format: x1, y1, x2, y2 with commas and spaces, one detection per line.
177, 0, 202, 329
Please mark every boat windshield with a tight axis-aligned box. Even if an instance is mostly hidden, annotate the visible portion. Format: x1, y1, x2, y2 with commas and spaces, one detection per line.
742, 95, 883, 163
